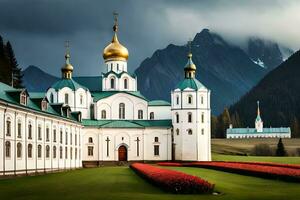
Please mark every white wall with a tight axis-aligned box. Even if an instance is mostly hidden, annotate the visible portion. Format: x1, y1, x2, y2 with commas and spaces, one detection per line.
148, 106, 171, 120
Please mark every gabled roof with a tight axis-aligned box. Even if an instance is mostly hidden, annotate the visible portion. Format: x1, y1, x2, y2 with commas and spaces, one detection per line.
175, 78, 206, 91
82, 119, 172, 128
92, 91, 148, 102
73, 76, 102, 92
148, 100, 171, 106
50, 78, 88, 91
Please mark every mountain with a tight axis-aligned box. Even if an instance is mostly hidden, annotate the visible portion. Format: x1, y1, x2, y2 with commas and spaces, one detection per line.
229, 50, 300, 130
22, 65, 59, 92
135, 29, 290, 114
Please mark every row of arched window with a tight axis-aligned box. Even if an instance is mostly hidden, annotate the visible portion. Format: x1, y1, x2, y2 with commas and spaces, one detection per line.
174, 128, 205, 136
100, 106, 154, 120
175, 113, 205, 123
5, 141, 78, 160
4, 118, 79, 145
175, 95, 205, 105
110, 77, 129, 89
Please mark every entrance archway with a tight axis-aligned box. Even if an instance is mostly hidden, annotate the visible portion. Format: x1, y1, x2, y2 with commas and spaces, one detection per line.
118, 145, 127, 161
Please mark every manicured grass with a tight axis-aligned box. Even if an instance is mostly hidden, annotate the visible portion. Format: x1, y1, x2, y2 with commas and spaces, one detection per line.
212, 153, 300, 164
0, 166, 299, 200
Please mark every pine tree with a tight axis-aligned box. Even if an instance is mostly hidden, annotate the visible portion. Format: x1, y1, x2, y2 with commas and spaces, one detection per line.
276, 138, 287, 156
291, 117, 300, 138
211, 115, 218, 138
217, 108, 231, 138
5, 41, 23, 88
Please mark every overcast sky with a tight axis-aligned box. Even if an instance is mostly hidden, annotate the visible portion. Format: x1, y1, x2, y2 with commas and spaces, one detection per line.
0, 0, 300, 76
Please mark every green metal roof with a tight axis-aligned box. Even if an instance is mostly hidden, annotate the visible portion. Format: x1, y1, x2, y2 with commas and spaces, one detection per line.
227, 127, 291, 134
92, 91, 148, 102
102, 70, 136, 79
73, 76, 102, 92
51, 78, 88, 91
82, 119, 172, 128
148, 100, 171, 106
29, 92, 46, 99
0, 82, 80, 122
175, 78, 206, 90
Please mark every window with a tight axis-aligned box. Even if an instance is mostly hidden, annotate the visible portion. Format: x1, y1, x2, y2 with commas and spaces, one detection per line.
154, 145, 159, 156
138, 110, 143, 119
46, 127, 50, 141
28, 123, 32, 139
70, 133, 72, 145
119, 103, 125, 119
75, 148, 78, 159
150, 112, 154, 120
117, 63, 119, 71
50, 93, 54, 103
38, 125, 42, 140
17, 120, 22, 138
176, 95, 179, 105
201, 113, 204, 123
176, 129, 179, 135
80, 94, 83, 105
101, 110, 106, 119
17, 143, 22, 158
28, 144, 32, 158
176, 113, 179, 123
5, 141, 11, 157
46, 145, 50, 158
110, 77, 115, 89
70, 148, 73, 160
53, 128, 57, 142
41, 100, 47, 111
6, 118, 11, 136
38, 145, 42, 158
20, 92, 27, 105
88, 137, 93, 143
154, 137, 159, 142
65, 147, 68, 159
60, 129, 63, 144
188, 129, 193, 135
60, 147, 63, 159
201, 128, 204, 135
201, 96, 204, 104
188, 112, 192, 123
65, 131, 68, 145
124, 78, 128, 89
53, 146, 57, 158
188, 95, 192, 104
88, 146, 94, 156
75, 134, 77, 145
64, 93, 69, 104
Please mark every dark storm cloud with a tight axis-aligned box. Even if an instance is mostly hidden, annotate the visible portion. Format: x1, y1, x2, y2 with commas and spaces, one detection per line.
0, 0, 299, 76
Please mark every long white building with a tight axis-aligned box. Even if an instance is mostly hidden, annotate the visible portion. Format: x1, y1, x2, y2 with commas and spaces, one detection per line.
0, 16, 211, 174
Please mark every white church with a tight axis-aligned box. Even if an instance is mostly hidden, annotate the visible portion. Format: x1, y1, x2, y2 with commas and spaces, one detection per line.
0, 16, 211, 175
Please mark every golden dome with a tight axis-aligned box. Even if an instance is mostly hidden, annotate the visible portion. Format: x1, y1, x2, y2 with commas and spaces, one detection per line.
62, 54, 73, 71
185, 53, 196, 71
103, 22, 129, 62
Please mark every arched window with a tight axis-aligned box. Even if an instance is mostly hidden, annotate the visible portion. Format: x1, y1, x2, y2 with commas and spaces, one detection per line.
65, 147, 68, 159
175, 113, 179, 123
154, 137, 159, 142
70, 147, 73, 160
110, 77, 115, 89
119, 103, 125, 119
20, 92, 27, 105
176, 95, 179, 105
60, 147, 63, 159
101, 110, 106, 119
28, 144, 32, 158
138, 110, 143, 119
5, 141, 11, 157
188, 129, 193, 135
53, 128, 57, 142
124, 78, 128, 89
88, 137, 93, 143
50, 93, 54, 103
176, 129, 179, 135
188, 95, 192, 104
17, 120, 22, 138
201, 96, 204, 104
117, 63, 119, 71
38, 145, 42, 158
46, 126, 50, 141
65, 131, 68, 145
75, 134, 77, 145
28, 122, 32, 139
46, 145, 50, 158
70, 133, 72, 145
201, 113, 204, 123
188, 112, 192, 123
80, 94, 83, 105
75, 148, 78, 159
6, 117, 11, 136
38, 125, 42, 140
201, 128, 204, 135
150, 112, 154, 120
64, 93, 69, 104
60, 129, 63, 144
17, 142, 22, 158
88, 146, 94, 156
53, 146, 57, 158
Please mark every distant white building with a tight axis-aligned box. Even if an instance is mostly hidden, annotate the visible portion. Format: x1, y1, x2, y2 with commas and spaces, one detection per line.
226, 101, 291, 139
0, 16, 212, 175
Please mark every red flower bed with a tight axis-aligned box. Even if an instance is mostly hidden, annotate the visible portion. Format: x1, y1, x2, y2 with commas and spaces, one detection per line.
130, 163, 214, 194
187, 162, 300, 182
227, 161, 300, 169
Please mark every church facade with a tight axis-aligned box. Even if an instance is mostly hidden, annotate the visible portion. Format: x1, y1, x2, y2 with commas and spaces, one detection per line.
226, 101, 291, 139
0, 17, 211, 174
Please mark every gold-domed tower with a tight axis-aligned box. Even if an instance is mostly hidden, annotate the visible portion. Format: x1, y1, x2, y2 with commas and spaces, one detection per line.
103, 13, 129, 62
61, 41, 73, 79
184, 40, 196, 79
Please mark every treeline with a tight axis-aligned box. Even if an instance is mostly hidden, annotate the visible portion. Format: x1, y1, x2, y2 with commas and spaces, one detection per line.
0, 35, 23, 88
211, 107, 300, 138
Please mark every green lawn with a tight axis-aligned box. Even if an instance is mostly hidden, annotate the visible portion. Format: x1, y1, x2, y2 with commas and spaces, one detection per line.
0, 164, 299, 200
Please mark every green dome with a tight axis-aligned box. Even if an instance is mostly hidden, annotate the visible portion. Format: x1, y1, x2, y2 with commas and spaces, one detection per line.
51, 79, 88, 91
175, 78, 206, 90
